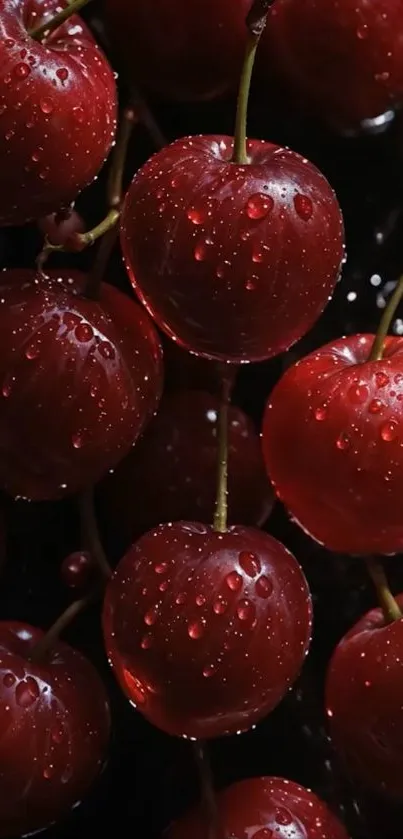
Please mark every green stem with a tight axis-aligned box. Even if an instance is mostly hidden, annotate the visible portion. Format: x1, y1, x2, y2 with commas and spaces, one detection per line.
29, 0, 93, 42
78, 489, 112, 580
213, 371, 232, 533
192, 742, 219, 839
366, 557, 402, 624
368, 274, 403, 361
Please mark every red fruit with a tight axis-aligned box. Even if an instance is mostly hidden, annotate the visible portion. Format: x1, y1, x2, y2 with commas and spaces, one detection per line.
0, 0, 117, 226
262, 334, 403, 555
103, 522, 312, 739
262, 0, 403, 130
167, 776, 349, 839
99, 390, 274, 547
121, 136, 344, 362
37, 209, 85, 247
0, 621, 110, 837
0, 269, 163, 501
326, 595, 403, 798
105, 0, 249, 102
61, 551, 94, 589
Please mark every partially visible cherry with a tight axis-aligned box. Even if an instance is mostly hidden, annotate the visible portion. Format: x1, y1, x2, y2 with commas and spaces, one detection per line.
60, 551, 94, 590
103, 522, 312, 739
167, 776, 349, 838
326, 594, 403, 798
262, 334, 403, 555
121, 136, 344, 362
37, 208, 85, 247
0, 269, 163, 501
0, 621, 110, 838
99, 391, 274, 548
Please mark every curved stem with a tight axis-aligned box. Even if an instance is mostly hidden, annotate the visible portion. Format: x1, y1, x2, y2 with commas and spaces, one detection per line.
29, 0, 93, 42
366, 557, 402, 624
29, 590, 97, 662
78, 208, 120, 248
192, 742, 219, 839
78, 489, 112, 580
107, 106, 138, 208
213, 371, 232, 533
368, 274, 403, 361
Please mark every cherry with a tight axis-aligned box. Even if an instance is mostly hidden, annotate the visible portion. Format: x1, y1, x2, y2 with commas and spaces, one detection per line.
121, 136, 344, 362
60, 551, 94, 590
0, 0, 117, 226
99, 390, 274, 548
326, 594, 403, 798
0, 620, 110, 837
37, 208, 85, 247
0, 269, 163, 501
103, 522, 312, 739
167, 776, 349, 838
262, 0, 403, 131
262, 333, 403, 555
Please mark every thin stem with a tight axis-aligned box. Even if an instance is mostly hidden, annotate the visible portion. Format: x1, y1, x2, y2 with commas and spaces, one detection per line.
366, 557, 402, 624
29, 0, 93, 42
84, 226, 118, 299
78, 208, 120, 248
29, 590, 97, 662
130, 86, 167, 151
368, 274, 403, 361
213, 372, 232, 533
192, 742, 219, 839
78, 489, 112, 580
107, 106, 138, 208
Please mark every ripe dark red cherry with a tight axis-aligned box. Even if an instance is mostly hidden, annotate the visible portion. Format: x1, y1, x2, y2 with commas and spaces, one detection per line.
263, 334, 403, 555
99, 390, 274, 547
0, 621, 110, 838
167, 776, 349, 839
103, 522, 312, 739
326, 595, 403, 798
61, 551, 94, 590
121, 136, 344, 362
262, 0, 403, 130
0, 269, 163, 501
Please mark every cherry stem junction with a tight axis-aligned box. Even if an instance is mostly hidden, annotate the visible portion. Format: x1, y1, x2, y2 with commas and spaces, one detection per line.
29, 0, 93, 42
213, 370, 233, 534
192, 742, 220, 839
369, 274, 403, 362
366, 557, 402, 624
78, 489, 112, 581
232, 0, 276, 164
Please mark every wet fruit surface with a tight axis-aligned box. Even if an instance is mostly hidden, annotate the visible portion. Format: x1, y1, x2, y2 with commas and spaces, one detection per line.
121, 135, 344, 362
103, 522, 312, 739
0, 621, 110, 838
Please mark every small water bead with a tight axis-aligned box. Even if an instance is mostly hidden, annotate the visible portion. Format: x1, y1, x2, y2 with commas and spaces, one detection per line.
43, 765, 55, 780
51, 726, 64, 744
141, 635, 153, 650
255, 575, 273, 599
275, 808, 292, 826
15, 677, 40, 708
294, 193, 313, 221
75, 323, 94, 343
188, 620, 205, 640
175, 592, 187, 606
245, 277, 256, 292
246, 193, 274, 220
99, 342, 115, 360
240, 229, 250, 241
72, 432, 84, 450
39, 98, 54, 115
357, 24, 369, 39
56, 68, 69, 82
2, 377, 13, 398
14, 63, 31, 80
31, 151, 40, 163
144, 607, 158, 626
194, 243, 207, 262
213, 599, 228, 615
380, 420, 398, 442
25, 342, 41, 360
375, 71, 390, 82
348, 383, 369, 404
159, 580, 169, 592
187, 207, 206, 225
225, 571, 242, 592
237, 599, 256, 622
239, 551, 261, 577
369, 398, 384, 414
3, 673, 15, 688
336, 432, 351, 451
196, 594, 206, 607
203, 663, 216, 678
252, 246, 264, 264
155, 562, 168, 574
375, 371, 389, 388
314, 405, 327, 421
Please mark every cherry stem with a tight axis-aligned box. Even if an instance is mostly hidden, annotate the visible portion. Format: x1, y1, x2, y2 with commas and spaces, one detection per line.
29, 589, 98, 663
192, 742, 219, 839
213, 370, 232, 534
130, 86, 167, 151
366, 557, 402, 624
78, 489, 112, 580
29, 0, 93, 42
232, 0, 276, 164
368, 274, 403, 361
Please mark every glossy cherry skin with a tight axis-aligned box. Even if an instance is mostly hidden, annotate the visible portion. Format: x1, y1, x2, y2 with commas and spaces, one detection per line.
99, 390, 274, 547
121, 136, 344, 362
60, 551, 94, 590
103, 522, 312, 739
37, 209, 85, 246
0, 269, 163, 501
0, 0, 117, 226
326, 595, 403, 798
263, 334, 403, 555
105, 0, 250, 102
167, 776, 349, 839
262, 0, 403, 130
0, 621, 110, 837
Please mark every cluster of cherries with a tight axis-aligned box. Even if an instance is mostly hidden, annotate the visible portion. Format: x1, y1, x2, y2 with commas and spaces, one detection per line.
0, 0, 403, 837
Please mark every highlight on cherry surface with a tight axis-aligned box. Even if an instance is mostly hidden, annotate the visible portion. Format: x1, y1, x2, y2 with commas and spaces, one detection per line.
103, 521, 312, 739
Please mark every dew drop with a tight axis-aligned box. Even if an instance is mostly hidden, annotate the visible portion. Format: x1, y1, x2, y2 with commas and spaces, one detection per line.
141, 635, 153, 650
2, 376, 13, 398
51, 726, 64, 744
357, 24, 369, 39
187, 207, 206, 225
72, 432, 83, 449
336, 432, 351, 451
225, 571, 242, 591
188, 620, 205, 640
275, 808, 292, 826
14, 62, 30, 80
31, 151, 40, 163
348, 383, 369, 404
237, 599, 255, 622
99, 341, 115, 360
203, 664, 216, 678
75, 323, 94, 343
194, 243, 206, 262
3, 673, 15, 688
369, 398, 384, 414
159, 580, 169, 592
246, 193, 274, 220
144, 607, 158, 626
213, 599, 228, 615
39, 97, 54, 115
56, 67, 69, 82
175, 592, 187, 606
196, 594, 206, 607
240, 229, 250, 241
380, 420, 398, 442
256, 575, 273, 599
155, 562, 168, 574
25, 342, 40, 360
245, 277, 256, 291
375, 371, 389, 388
43, 765, 55, 780
15, 677, 40, 708
73, 107, 85, 123
294, 193, 313, 221
314, 405, 327, 421
239, 551, 261, 577
252, 246, 264, 263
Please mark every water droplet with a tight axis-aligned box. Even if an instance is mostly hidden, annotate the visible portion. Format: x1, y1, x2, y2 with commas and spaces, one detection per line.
196, 594, 206, 606
225, 571, 242, 591
252, 246, 264, 263
16, 677, 40, 708
245, 276, 256, 291
256, 575, 273, 599
188, 620, 205, 639
43, 765, 55, 780
369, 398, 384, 414
336, 432, 351, 451
194, 243, 206, 261
357, 24, 369, 39
187, 207, 206, 225
314, 405, 327, 421
144, 607, 158, 626
203, 664, 216, 678
375, 71, 390, 82
348, 383, 369, 404
51, 726, 64, 744
294, 193, 313, 221
213, 599, 228, 615
75, 323, 94, 343
380, 420, 398, 442
175, 592, 187, 606
275, 808, 292, 826
25, 342, 40, 360
240, 229, 250, 241
2, 376, 13, 398
237, 599, 255, 621
159, 580, 169, 592
375, 371, 389, 388
99, 341, 114, 360
155, 562, 168, 574
61, 764, 73, 784
246, 193, 274, 220
14, 62, 30, 80
141, 635, 153, 650
56, 67, 69, 82
3, 673, 15, 688
72, 432, 83, 449
73, 106, 85, 123
40, 97, 54, 115
239, 551, 261, 577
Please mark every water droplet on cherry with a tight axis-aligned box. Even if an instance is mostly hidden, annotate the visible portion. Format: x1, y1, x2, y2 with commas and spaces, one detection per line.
188, 620, 205, 639
14, 62, 30, 79
155, 562, 168, 574
3, 673, 15, 688
15, 677, 40, 708
239, 551, 261, 577
72, 432, 83, 449
194, 243, 206, 261
314, 405, 327, 421
56, 67, 69, 82
375, 371, 389, 388
380, 420, 398, 442
348, 383, 369, 404
75, 323, 94, 343
187, 207, 206, 225
336, 432, 351, 451
357, 24, 369, 39
237, 599, 255, 621
255, 575, 273, 598
275, 808, 292, 826
175, 592, 187, 606
294, 193, 313, 221
203, 663, 216, 678
369, 398, 384, 414
196, 594, 206, 606
43, 765, 55, 780
246, 194, 274, 220
144, 607, 158, 626
213, 599, 228, 615
141, 635, 153, 650
51, 726, 64, 744
225, 571, 242, 591
25, 342, 40, 360
39, 98, 54, 115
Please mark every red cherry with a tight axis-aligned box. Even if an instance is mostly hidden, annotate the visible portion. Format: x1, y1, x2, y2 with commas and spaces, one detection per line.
261, 0, 403, 130
99, 390, 274, 547
326, 595, 403, 798
103, 522, 312, 739
0, 0, 117, 226
167, 776, 349, 839
37, 209, 85, 247
105, 0, 249, 102
121, 136, 344, 362
60, 551, 94, 590
0, 621, 110, 837
262, 334, 403, 555
0, 269, 163, 501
